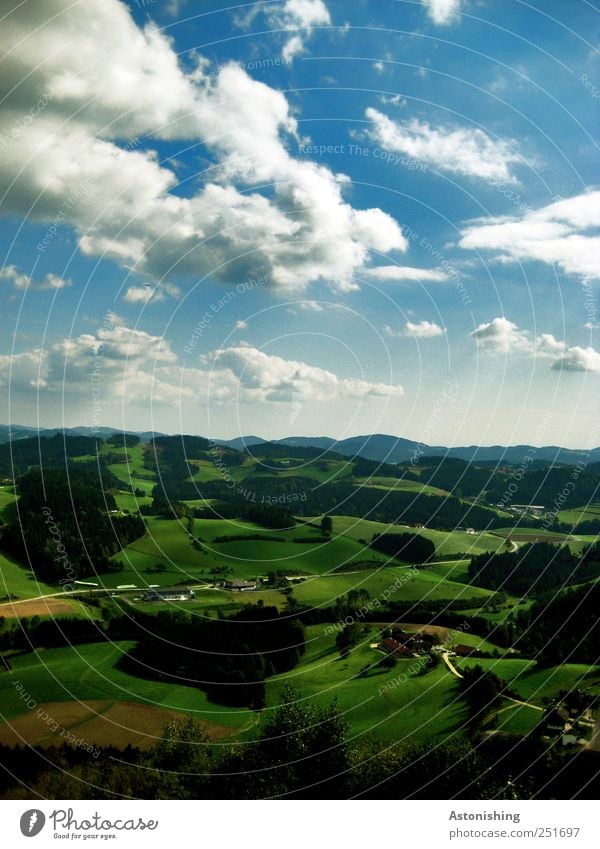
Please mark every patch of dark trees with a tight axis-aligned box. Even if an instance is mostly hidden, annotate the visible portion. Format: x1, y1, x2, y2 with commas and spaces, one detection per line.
513, 584, 600, 666
120, 604, 305, 709
370, 531, 435, 563
0, 434, 102, 479
400, 456, 600, 508
212, 533, 286, 543
0, 468, 145, 582
468, 541, 600, 596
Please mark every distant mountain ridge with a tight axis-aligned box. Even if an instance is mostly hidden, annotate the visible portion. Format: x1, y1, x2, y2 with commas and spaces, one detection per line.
2, 425, 598, 466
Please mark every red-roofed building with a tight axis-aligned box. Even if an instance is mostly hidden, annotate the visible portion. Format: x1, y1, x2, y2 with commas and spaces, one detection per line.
380, 637, 411, 657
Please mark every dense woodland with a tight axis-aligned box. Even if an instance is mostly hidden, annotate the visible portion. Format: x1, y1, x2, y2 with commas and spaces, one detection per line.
514, 584, 600, 666
0, 468, 144, 582
469, 541, 600, 595
122, 605, 305, 708
370, 531, 436, 563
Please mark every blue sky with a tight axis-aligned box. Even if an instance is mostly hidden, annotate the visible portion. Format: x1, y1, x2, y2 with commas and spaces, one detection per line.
0, 0, 598, 446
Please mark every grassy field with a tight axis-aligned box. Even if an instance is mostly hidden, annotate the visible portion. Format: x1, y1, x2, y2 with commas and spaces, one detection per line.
456, 657, 600, 704
495, 701, 542, 736
324, 516, 506, 558
354, 477, 447, 496
0, 551, 56, 600
265, 625, 468, 745
0, 641, 254, 738
0, 485, 16, 522
557, 503, 600, 526
109, 516, 403, 586
290, 568, 493, 610
112, 491, 153, 513
103, 443, 156, 494
0, 626, 473, 748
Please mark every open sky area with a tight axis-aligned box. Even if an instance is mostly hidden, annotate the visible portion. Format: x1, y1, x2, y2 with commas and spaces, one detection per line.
1, 0, 598, 446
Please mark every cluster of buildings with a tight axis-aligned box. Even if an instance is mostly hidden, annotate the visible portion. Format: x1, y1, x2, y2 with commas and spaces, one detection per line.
379, 628, 483, 659
541, 700, 597, 747
141, 578, 262, 602
141, 587, 196, 602
499, 503, 546, 517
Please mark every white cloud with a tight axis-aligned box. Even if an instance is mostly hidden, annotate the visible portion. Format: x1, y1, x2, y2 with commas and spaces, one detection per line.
366, 108, 520, 182
0, 350, 48, 389
282, 35, 306, 63
470, 317, 532, 354
470, 317, 600, 374
373, 61, 385, 74
0, 319, 181, 406
203, 346, 404, 402
122, 282, 181, 304
0, 0, 405, 294
535, 333, 566, 357
378, 94, 407, 107
363, 265, 448, 282
405, 320, 446, 338
0, 266, 72, 291
385, 320, 446, 339
551, 346, 600, 373
123, 286, 157, 304
235, 320, 249, 329
421, 0, 462, 26
299, 300, 325, 311
458, 190, 600, 281
262, 0, 331, 63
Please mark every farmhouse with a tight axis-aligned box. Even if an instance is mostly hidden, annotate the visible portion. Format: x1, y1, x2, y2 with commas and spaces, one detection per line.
510, 504, 545, 517
380, 637, 411, 657
452, 644, 479, 657
142, 587, 195, 602
223, 579, 259, 591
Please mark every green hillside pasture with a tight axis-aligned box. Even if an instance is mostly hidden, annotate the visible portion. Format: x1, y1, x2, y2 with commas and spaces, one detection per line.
0, 630, 471, 748
107, 518, 220, 588
101, 443, 149, 476
105, 444, 156, 493
0, 642, 253, 740
0, 551, 56, 599
266, 625, 468, 745
426, 560, 473, 584
111, 517, 501, 599
557, 503, 600, 526
114, 517, 402, 585
112, 491, 153, 513
209, 535, 390, 576
324, 516, 505, 558
355, 477, 447, 496
495, 702, 543, 736
456, 658, 600, 704
568, 535, 600, 556
110, 517, 332, 586
0, 484, 16, 521
268, 459, 353, 484
291, 567, 493, 610
187, 459, 229, 483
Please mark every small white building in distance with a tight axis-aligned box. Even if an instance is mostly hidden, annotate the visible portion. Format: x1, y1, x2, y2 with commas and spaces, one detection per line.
142, 587, 195, 601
